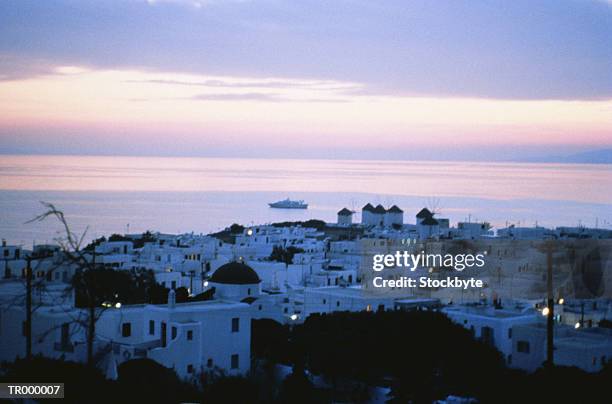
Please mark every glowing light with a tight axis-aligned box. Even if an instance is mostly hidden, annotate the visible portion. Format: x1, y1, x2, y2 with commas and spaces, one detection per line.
203, 281, 209, 287
558, 298, 564, 305
289, 314, 298, 321
115, 302, 122, 309
246, 229, 253, 236
542, 307, 550, 316
574, 322, 581, 329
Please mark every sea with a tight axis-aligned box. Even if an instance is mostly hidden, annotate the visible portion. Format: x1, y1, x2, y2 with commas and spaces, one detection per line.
0, 155, 610, 245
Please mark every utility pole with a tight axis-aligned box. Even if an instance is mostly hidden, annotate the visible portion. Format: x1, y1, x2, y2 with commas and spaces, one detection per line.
25, 256, 32, 360
87, 250, 96, 365
546, 242, 554, 367
189, 270, 194, 295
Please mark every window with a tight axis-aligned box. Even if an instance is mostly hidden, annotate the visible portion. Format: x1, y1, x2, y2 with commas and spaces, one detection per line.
207, 358, 213, 368
517, 341, 530, 353
507, 354, 512, 365
231, 354, 239, 369
171, 326, 177, 339
231, 318, 239, 333
187, 364, 194, 373
336, 301, 340, 307
258, 305, 262, 311
481, 326, 495, 346
323, 299, 326, 304
508, 328, 512, 339
61, 323, 70, 347
149, 320, 155, 335
247, 288, 251, 295
283, 308, 288, 314
187, 330, 193, 340
171, 281, 176, 290
122, 323, 131, 337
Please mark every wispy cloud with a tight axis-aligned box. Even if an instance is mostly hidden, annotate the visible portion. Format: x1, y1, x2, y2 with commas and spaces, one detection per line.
122, 74, 361, 102
144, 0, 252, 9
124, 78, 361, 91
190, 92, 349, 103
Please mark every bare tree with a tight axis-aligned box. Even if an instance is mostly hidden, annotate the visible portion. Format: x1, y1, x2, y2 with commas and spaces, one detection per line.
28, 202, 108, 365
26, 202, 166, 366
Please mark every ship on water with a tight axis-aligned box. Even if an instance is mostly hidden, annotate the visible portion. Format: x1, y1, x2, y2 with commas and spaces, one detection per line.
268, 198, 308, 209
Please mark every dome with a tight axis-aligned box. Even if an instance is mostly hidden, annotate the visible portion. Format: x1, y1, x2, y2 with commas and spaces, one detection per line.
210, 262, 261, 285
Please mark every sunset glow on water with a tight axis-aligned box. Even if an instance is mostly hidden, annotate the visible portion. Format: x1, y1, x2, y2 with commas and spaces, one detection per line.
1, 155, 610, 244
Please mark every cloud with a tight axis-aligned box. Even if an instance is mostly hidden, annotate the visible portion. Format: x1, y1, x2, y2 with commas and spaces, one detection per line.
0, 55, 56, 81
190, 92, 350, 103
1, 1, 611, 100
144, 0, 252, 9
192, 92, 282, 101
123, 78, 360, 91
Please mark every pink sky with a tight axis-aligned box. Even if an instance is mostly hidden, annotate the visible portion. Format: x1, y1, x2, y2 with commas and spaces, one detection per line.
0, 66, 610, 160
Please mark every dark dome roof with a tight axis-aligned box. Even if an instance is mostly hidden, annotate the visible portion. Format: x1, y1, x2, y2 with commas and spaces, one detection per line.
210, 262, 261, 285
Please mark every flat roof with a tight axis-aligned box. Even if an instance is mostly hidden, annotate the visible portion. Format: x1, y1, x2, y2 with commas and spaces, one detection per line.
443, 305, 537, 319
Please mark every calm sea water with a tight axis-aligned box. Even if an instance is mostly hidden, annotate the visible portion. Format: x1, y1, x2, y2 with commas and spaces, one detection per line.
0, 155, 610, 245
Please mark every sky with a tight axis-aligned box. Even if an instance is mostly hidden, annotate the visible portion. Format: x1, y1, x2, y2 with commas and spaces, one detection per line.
0, 0, 611, 160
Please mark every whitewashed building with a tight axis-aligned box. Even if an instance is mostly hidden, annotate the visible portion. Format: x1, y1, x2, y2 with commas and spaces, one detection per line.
442, 303, 540, 364
337, 208, 353, 225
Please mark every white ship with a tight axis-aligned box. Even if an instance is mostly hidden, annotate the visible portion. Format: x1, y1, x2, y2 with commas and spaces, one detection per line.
268, 198, 308, 209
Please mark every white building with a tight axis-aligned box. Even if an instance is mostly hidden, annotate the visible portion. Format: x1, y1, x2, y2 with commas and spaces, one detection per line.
511, 322, 612, 372
384, 205, 404, 228
337, 208, 353, 225
95, 298, 252, 378
453, 222, 492, 239
302, 286, 396, 318
442, 303, 540, 364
